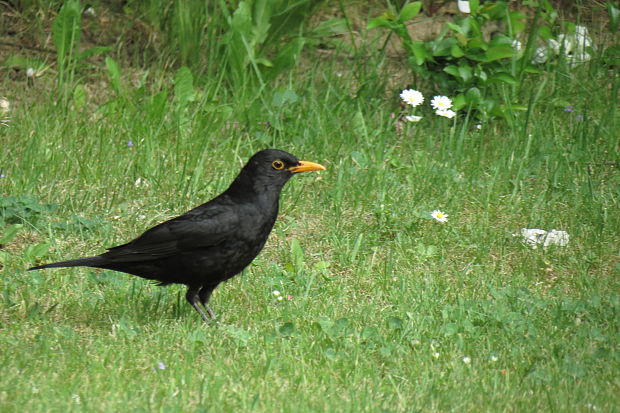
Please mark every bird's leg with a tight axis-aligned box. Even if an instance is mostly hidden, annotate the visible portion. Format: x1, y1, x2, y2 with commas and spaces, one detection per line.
185, 286, 211, 323
198, 285, 217, 320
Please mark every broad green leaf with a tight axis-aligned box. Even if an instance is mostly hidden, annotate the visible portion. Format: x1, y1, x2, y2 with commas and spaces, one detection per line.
508, 11, 526, 34
279, 322, 295, 336
228, 1, 253, 78
256, 57, 273, 67
484, 1, 507, 19
458, 65, 473, 82
608, 2, 620, 32
467, 37, 487, 50
271, 89, 299, 107
510, 104, 528, 111
466, 87, 481, 103
433, 38, 456, 56
538, 25, 553, 39
0, 224, 22, 244
453, 93, 467, 110
459, 17, 472, 35
469, 17, 481, 37
387, 316, 404, 330
485, 46, 516, 61
52, 0, 82, 61
489, 72, 518, 85
398, 2, 422, 22
290, 237, 305, 270
73, 84, 86, 109
447, 21, 465, 35
105, 57, 122, 94
444, 65, 460, 78
490, 35, 514, 47
223, 325, 251, 346
410, 41, 431, 65
174, 66, 194, 105
469, 0, 480, 14
3, 56, 47, 71
442, 322, 458, 336
25, 242, 51, 260
451, 44, 464, 57
367, 16, 392, 30
269, 37, 305, 78
523, 65, 543, 74
252, 0, 273, 45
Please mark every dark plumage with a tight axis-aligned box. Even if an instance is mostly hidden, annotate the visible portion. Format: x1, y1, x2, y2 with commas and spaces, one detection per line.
29, 149, 325, 323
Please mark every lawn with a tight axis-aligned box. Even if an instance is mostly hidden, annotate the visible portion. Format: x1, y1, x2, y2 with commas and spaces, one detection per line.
0, 1, 618, 412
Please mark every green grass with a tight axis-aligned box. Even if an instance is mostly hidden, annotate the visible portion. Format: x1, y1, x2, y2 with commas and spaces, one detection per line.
1, 8, 619, 413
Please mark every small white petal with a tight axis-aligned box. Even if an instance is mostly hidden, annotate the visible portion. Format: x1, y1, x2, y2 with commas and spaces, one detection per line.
431, 210, 448, 223
436, 109, 456, 119
430, 95, 453, 110
404, 115, 423, 123
457, 0, 470, 13
400, 89, 424, 107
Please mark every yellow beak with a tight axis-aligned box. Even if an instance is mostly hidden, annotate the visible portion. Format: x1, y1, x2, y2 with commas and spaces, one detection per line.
288, 160, 326, 173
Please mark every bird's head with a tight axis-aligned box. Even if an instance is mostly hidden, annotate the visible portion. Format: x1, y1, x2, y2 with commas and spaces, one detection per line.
231, 149, 325, 195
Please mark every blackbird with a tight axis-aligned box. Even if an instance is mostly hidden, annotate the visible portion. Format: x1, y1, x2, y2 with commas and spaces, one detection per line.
29, 149, 325, 323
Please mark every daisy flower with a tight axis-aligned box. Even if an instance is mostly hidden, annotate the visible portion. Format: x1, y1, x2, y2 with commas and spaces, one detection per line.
462, 356, 471, 364
404, 115, 423, 123
436, 109, 456, 119
431, 210, 448, 223
430, 95, 453, 110
400, 89, 424, 107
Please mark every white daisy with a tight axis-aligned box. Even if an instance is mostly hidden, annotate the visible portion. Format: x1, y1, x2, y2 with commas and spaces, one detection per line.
404, 115, 423, 123
272, 290, 281, 297
430, 95, 453, 110
462, 356, 471, 364
431, 210, 448, 223
400, 89, 424, 107
436, 109, 456, 119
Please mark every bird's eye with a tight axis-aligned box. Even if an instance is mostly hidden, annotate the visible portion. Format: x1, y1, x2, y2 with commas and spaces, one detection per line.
272, 160, 285, 170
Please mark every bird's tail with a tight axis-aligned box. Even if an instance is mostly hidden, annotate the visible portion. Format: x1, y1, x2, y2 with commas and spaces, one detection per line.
28, 256, 103, 271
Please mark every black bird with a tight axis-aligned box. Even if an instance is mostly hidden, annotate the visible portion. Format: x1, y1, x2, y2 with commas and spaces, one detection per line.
29, 149, 325, 323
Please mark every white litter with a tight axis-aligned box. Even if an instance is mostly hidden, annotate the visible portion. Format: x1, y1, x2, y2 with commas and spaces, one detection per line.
515, 228, 570, 249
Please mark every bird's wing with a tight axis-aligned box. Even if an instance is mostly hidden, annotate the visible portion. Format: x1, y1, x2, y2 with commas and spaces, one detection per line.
103, 205, 240, 263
